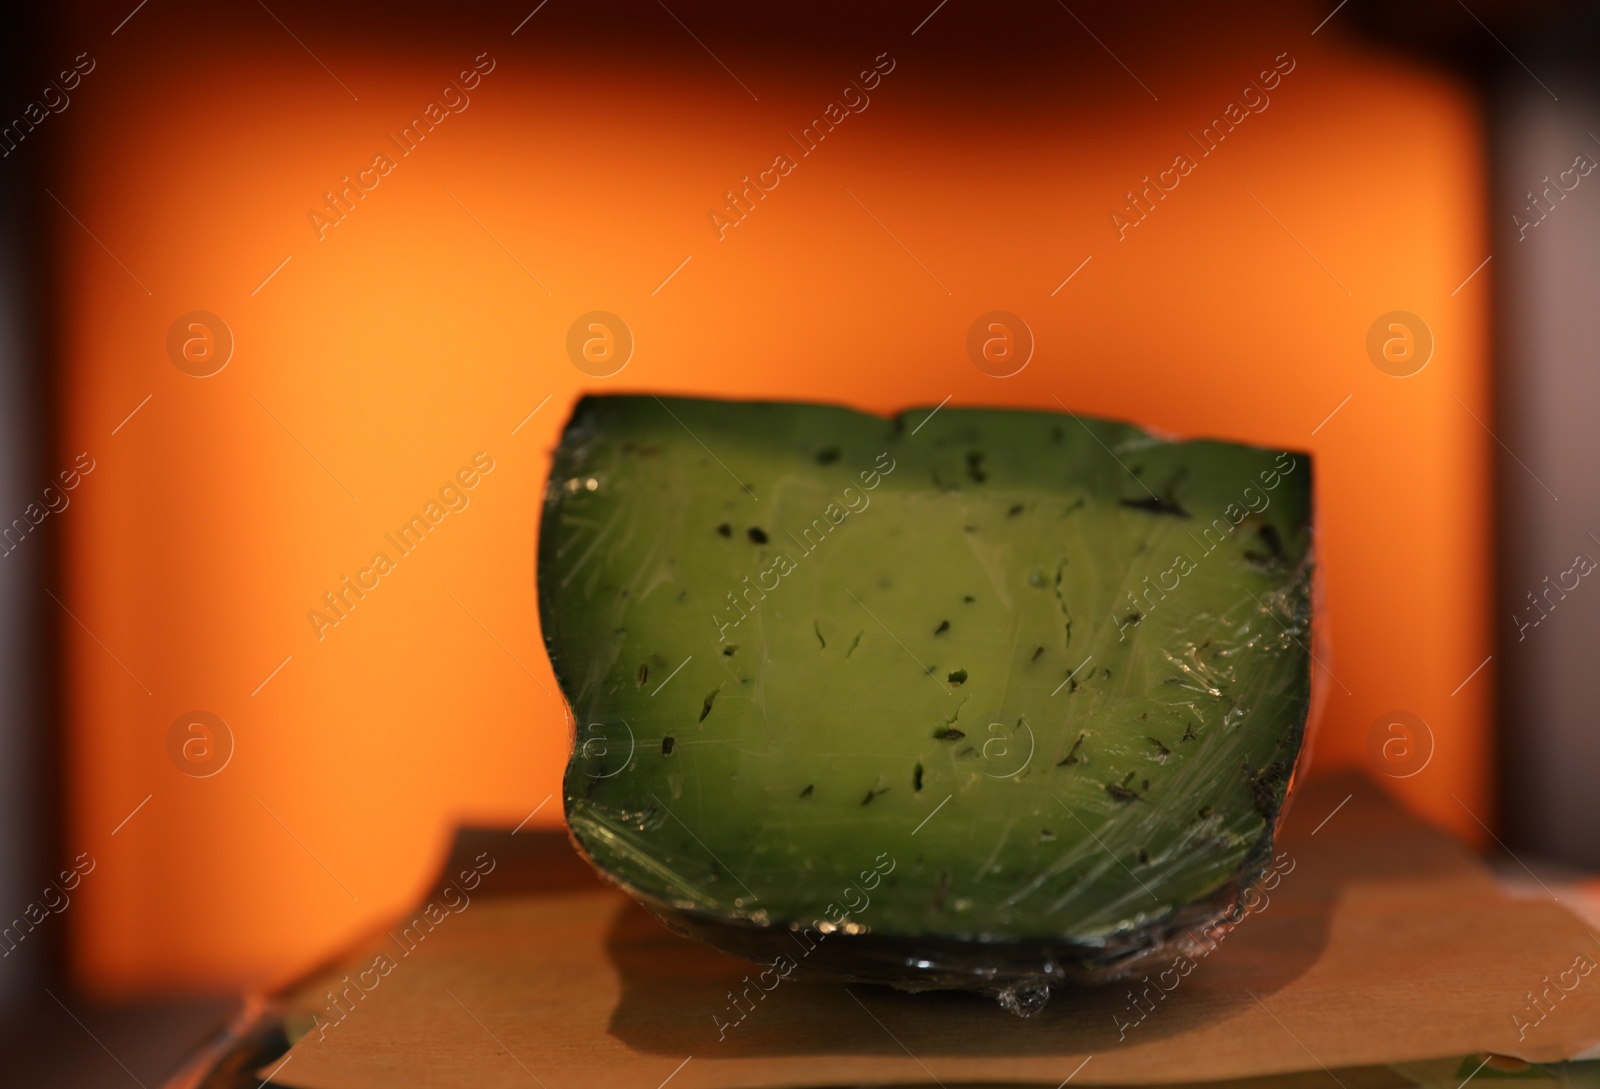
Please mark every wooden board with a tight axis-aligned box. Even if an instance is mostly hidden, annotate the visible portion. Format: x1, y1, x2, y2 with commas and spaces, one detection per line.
264, 777, 1600, 1088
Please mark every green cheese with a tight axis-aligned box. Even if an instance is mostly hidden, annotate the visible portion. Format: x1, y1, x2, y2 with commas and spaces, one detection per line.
539, 395, 1313, 1012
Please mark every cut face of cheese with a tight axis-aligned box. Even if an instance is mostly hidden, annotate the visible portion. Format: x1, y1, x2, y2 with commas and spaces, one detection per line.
539, 395, 1314, 1008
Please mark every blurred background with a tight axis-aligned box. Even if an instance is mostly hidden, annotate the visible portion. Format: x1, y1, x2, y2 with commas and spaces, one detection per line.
0, 0, 1596, 1083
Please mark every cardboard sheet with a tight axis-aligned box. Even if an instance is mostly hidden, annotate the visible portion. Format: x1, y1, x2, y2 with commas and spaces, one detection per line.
270, 777, 1600, 1088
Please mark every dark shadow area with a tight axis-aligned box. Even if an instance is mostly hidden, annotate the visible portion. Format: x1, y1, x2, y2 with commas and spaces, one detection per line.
428, 824, 603, 900
0, 994, 236, 1089
597, 890, 1287, 1060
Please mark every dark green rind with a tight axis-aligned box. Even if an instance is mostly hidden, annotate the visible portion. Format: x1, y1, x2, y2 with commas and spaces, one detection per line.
538, 395, 1313, 1002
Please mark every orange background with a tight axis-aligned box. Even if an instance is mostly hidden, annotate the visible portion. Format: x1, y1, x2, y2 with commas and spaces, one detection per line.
55, 1, 1492, 992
